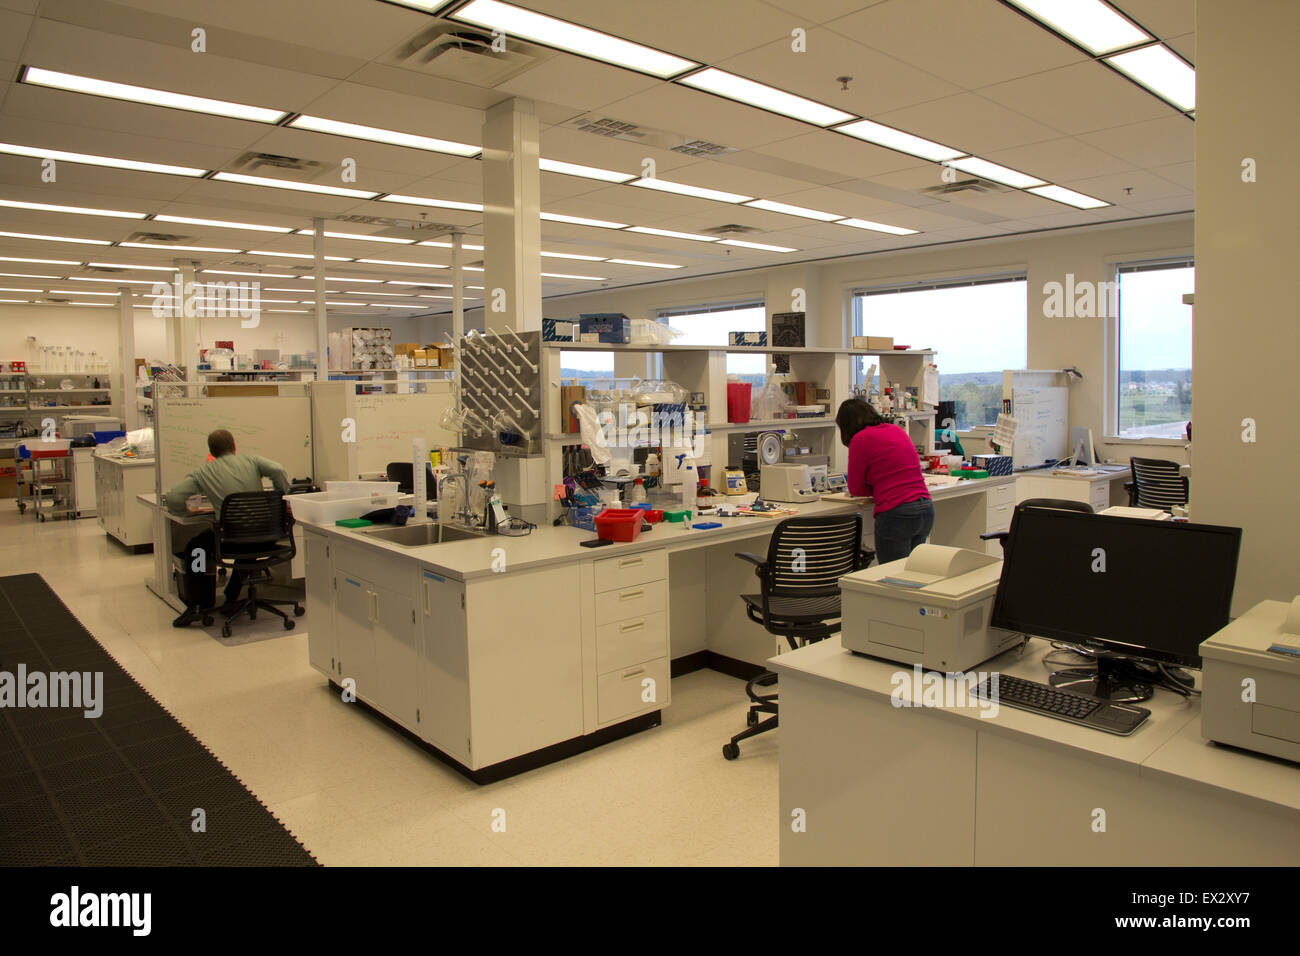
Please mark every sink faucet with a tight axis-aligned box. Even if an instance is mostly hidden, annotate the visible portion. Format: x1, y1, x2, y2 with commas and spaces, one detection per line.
436, 468, 478, 530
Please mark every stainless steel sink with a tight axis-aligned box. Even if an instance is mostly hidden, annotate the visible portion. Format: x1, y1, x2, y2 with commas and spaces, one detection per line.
359, 522, 484, 546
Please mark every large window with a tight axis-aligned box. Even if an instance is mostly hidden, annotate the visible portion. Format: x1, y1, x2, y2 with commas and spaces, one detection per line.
559, 350, 616, 386
1115, 260, 1193, 440
658, 302, 767, 386
853, 275, 1027, 429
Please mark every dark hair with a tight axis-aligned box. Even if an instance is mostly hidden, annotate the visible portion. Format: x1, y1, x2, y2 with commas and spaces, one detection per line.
836, 398, 883, 447
207, 429, 236, 457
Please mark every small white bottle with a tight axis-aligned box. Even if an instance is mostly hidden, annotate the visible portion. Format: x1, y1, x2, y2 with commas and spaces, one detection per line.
678, 455, 697, 514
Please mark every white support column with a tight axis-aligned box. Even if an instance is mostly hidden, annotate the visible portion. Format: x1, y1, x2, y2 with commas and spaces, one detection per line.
177, 260, 200, 374
117, 286, 138, 431
452, 231, 465, 415
313, 219, 329, 379
481, 97, 542, 333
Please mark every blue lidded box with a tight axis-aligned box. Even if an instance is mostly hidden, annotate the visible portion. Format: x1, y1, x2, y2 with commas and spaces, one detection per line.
579, 313, 631, 344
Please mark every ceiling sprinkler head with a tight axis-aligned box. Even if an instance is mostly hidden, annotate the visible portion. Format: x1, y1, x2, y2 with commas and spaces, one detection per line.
836, 76, 853, 91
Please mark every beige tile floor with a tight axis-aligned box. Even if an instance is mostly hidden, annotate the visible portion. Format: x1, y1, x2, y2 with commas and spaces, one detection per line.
0, 506, 778, 865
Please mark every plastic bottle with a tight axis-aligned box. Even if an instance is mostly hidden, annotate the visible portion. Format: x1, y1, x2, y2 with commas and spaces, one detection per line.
676, 454, 697, 513
629, 477, 647, 505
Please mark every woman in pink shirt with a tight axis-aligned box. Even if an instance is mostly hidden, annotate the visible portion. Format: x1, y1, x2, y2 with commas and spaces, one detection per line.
836, 399, 934, 564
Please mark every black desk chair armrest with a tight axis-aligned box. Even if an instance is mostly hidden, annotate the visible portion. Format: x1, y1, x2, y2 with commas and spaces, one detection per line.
1123, 480, 1136, 506
734, 550, 769, 581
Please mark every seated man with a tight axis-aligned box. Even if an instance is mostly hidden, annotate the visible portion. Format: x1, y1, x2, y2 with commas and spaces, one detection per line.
165, 428, 290, 625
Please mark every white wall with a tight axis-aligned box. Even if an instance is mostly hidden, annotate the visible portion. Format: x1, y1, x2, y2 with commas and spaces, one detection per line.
1194, 0, 1298, 611
520, 216, 1193, 464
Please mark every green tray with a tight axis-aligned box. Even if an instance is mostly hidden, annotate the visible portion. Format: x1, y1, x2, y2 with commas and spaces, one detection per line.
663, 509, 693, 523
335, 517, 373, 528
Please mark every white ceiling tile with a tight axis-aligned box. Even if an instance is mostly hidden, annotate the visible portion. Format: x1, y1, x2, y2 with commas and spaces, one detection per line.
1149, 161, 1193, 190
1119, 196, 1196, 216
875, 92, 1066, 154
977, 61, 1175, 136
595, 83, 814, 149
763, 0, 890, 25
1113, 0, 1196, 39
980, 138, 1136, 183
538, 126, 700, 176
826, 0, 1085, 90
1164, 32, 1194, 62
1077, 115, 1194, 169
716, 27, 961, 118
0, 8, 31, 60
754, 130, 927, 180
494, 55, 660, 113
295, 82, 485, 150
1055, 168, 1189, 205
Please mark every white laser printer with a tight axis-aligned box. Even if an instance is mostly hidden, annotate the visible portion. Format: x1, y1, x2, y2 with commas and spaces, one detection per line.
1200, 596, 1300, 763
839, 544, 1020, 671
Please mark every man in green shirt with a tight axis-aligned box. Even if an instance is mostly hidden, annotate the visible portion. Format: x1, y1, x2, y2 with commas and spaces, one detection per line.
166, 429, 290, 622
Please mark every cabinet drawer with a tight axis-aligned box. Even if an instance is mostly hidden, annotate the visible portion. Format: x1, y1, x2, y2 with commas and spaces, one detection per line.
986, 483, 1015, 508
593, 549, 666, 593
597, 657, 669, 724
986, 501, 1013, 526
1090, 486, 1112, 511
595, 579, 666, 626
596, 611, 666, 674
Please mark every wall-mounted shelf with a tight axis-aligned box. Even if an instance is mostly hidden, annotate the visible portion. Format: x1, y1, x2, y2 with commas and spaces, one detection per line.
545, 341, 934, 357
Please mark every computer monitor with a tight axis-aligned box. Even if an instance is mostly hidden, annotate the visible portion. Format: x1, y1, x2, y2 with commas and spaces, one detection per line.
990, 506, 1241, 700
1070, 426, 1096, 466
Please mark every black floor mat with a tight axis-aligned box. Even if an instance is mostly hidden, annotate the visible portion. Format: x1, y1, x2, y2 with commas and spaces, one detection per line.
0, 573, 318, 866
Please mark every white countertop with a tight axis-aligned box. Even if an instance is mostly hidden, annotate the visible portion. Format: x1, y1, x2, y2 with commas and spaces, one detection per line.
771, 635, 1299, 816
297, 475, 1014, 581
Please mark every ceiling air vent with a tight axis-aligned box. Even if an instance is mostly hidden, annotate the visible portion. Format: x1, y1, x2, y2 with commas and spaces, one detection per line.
564, 114, 738, 157
921, 177, 1011, 197
333, 214, 458, 236
124, 231, 193, 244
701, 224, 763, 237
229, 151, 332, 178
387, 24, 541, 86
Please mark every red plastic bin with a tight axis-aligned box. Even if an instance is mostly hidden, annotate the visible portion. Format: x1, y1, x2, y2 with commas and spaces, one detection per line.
727, 381, 752, 423
593, 508, 645, 542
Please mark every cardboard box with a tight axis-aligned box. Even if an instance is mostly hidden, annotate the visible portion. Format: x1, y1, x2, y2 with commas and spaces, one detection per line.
0, 466, 16, 499
395, 343, 420, 356
429, 345, 454, 369
560, 385, 586, 434
542, 319, 574, 342
728, 331, 767, 346
579, 314, 630, 344
413, 349, 430, 368
853, 335, 895, 351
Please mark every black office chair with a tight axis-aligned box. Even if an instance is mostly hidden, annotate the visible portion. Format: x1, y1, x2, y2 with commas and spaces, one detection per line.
723, 513, 873, 760
385, 461, 437, 497
1125, 457, 1188, 511
980, 498, 1093, 551
215, 491, 303, 638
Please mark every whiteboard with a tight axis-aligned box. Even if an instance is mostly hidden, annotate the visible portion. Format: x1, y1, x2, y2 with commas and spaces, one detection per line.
346, 387, 455, 478
1011, 386, 1069, 470
157, 396, 313, 489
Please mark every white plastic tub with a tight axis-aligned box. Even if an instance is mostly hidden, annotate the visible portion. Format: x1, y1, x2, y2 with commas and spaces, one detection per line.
288, 489, 401, 524
323, 480, 399, 497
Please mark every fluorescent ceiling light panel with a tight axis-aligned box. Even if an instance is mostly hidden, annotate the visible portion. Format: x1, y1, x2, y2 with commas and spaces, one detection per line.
385, 0, 457, 12
606, 259, 682, 269
539, 158, 634, 183
1, 255, 81, 265
212, 172, 379, 199
625, 227, 719, 242
89, 262, 176, 271
347, 291, 409, 297
541, 251, 605, 261
944, 157, 1046, 189
47, 289, 117, 296
630, 178, 752, 204
386, 280, 452, 287
1106, 45, 1196, 111
0, 299, 31, 303
68, 301, 113, 306
678, 68, 854, 126
743, 199, 842, 222
541, 212, 628, 229
296, 229, 414, 245
0, 198, 145, 219
357, 259, 447, 269
833, 119, 964, 162
0, 286, 44, 292
717, 239, 797, 252
836, 218, 918, 236
418, 240, 485, 251
266, 309, 309, 313
246, 250, 352, 261
1004, 0, 1150, 55
289, 115, 478, 157
0, 231, 110, 245
119, 242, 241, 253
21, 67, 288, 123
201, 269, 295, 278
452, 0, 698, 78
0, 272, 60, 279
316, 276, 384, 283
378, 194, 483, 211
155, 215, 293, 233
541, 272, 605, 280
1027, 184, 1110, 209
0, 142, 204, 177
66, 276, 155, 284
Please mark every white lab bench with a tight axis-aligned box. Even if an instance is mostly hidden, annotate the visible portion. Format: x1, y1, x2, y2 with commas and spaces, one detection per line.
771, 636, 1300, 866
93, 451, 154, 550
298, 475, 1016, 783
1015, 463, 1130, 513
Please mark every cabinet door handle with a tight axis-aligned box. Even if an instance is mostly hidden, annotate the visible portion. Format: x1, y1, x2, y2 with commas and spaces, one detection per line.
619, 620, 646, 632
618, 557, 642, 568
618, 588, 644, 601
423, 581, 429, 616
621, 667, 646, 679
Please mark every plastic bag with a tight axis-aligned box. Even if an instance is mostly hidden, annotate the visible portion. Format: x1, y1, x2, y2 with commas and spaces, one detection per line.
751, 381, 786, 421
627, 379, 688, 405
573, 403, 612, 466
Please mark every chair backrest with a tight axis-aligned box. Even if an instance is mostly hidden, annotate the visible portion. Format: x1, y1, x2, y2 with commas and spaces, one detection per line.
1020, 497, 1094, 514
219, 491, 290, 546
764, 513, 864, 599
385, 461, 436, 497
1130, 457, 1188, 511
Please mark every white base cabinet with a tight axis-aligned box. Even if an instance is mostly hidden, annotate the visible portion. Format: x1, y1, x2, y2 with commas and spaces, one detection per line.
94, 454, 154, 548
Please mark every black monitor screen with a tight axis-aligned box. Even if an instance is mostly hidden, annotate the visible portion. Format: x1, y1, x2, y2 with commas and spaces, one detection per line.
990, 508, 1242, 668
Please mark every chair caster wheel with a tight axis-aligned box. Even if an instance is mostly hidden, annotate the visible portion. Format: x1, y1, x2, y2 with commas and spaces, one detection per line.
722, 743, 740, 760
221, 624, 232, 637
293, 605, 305, 617
746, 711, 759, 727
283, 619, 295, 631
202, 615, 213, 627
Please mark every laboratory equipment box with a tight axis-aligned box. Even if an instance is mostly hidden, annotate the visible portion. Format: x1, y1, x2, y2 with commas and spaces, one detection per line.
839, 545, 1018, 672
578, 314, 631, 343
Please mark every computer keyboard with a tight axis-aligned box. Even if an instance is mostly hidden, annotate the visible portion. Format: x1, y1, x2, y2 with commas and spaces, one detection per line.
971, 675, 1151, 736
